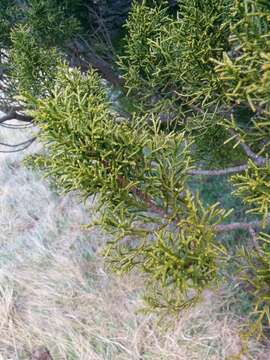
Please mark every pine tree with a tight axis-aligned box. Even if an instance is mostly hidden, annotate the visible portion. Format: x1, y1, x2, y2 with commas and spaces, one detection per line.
1, 0, 270, 338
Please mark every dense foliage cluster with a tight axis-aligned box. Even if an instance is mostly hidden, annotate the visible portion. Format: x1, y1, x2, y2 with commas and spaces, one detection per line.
1, 0, 270, 340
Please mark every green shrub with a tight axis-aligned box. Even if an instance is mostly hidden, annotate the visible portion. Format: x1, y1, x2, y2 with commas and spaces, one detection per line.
2, 0, 270, 338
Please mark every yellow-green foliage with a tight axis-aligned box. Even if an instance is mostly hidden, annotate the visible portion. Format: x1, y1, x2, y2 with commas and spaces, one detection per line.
22, 65, 231, 312
119, 0, 231, 107
10, 25, 60, 96
239, 232, 270, 338
0, 0, 20, 47
214, 0, 270, 108
26, 0, 80, 46
232, 161, 270, 224
106, 192, 228, 313
3, 0, 270, 336
26, 66, 190, 204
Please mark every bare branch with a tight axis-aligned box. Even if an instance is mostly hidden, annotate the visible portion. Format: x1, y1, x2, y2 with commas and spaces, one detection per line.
119, 174, 270, 243
187, 164, 248, 176
188, 128, 269, 178
215, 217, 270, 233
0, 122, 33, 129
0, 111, 33, 124
214, 217, 270, 253
0, 137, 36, 148
228, 129, 267, 166
0, 137, 36, 153
187, 126, 270, 176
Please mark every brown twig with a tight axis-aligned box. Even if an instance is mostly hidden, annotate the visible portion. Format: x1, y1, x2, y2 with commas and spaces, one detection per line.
117, 175, 168, 218
109, 162, 270, 240
215, 219, 268, 253
187, 164, 248, 176
227, 129, 267, 166
215, 217, 270, 233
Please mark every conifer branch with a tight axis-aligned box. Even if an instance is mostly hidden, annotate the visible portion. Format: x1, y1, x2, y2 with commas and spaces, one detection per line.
115, 168, 270, 238
117, 175, 168, 217
118, 174, 270, 247
116, 169, 270, 238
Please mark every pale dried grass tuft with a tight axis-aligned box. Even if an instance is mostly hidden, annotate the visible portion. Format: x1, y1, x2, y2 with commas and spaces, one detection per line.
0, 115, 269, 359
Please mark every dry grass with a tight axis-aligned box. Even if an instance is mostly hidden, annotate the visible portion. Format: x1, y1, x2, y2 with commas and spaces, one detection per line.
0, 114, 269, 359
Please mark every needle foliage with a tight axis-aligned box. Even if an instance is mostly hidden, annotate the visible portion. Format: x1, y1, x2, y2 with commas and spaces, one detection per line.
1, 0, 270, 338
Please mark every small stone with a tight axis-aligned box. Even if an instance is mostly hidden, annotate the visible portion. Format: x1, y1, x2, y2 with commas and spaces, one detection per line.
31, 347, 53, 360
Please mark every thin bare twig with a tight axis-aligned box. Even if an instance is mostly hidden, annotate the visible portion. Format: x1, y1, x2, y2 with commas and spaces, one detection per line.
0, 137, 36, 153
215, 217, 270, 233
186, 126, 269, 176
228, 129, 267, 166
0, 137, 36, 148
112, 164, 270, 239
188, 164, 248, 176
0, 122, 33, 129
